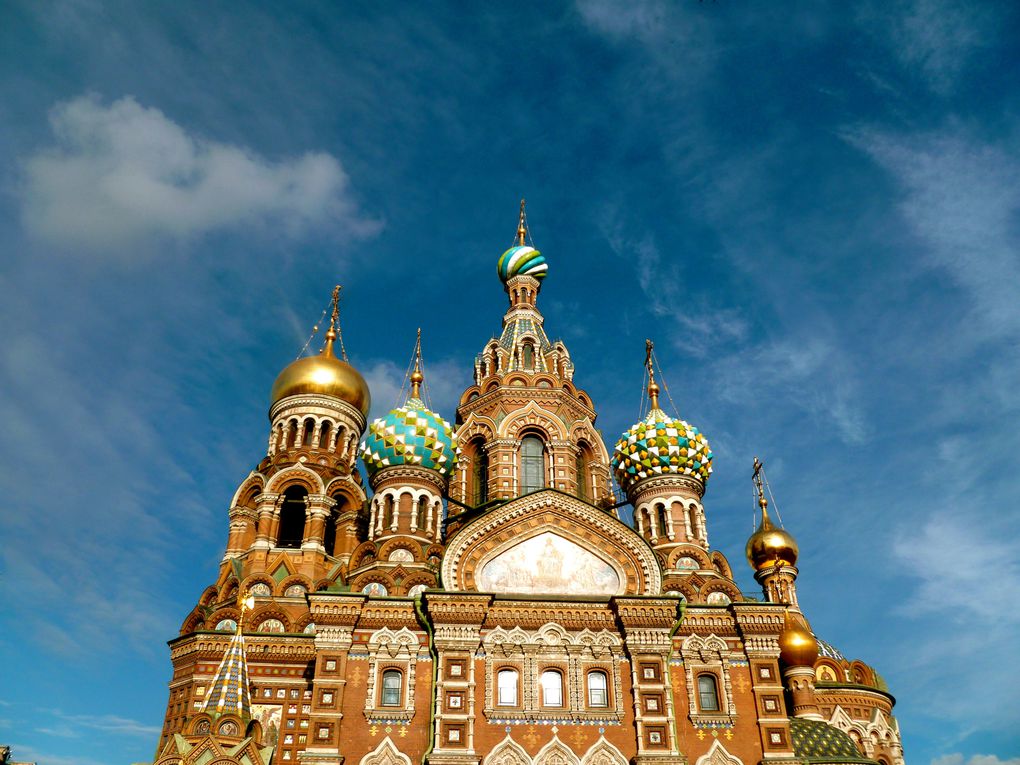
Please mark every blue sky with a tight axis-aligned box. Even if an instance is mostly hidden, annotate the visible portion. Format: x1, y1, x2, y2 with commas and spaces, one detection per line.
0, 2, 1018, 764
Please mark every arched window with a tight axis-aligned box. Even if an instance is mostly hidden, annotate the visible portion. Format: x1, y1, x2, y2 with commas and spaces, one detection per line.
415, 497, 427, 531
383, 495, 395, 530
520, 436, 546, 495
287, 418, 299, 448
697, 674, 720, 712
471, 440, 489, 505
657, 504, 670, 540
302, 417, 316, 447
522, 342, 535, 369
322, 510, 338, 556
277, 486, 307, 548
497, 669, 519, 706
318, 421, 332, 450
380, 669, 402, 706
575, 450, 588, 501
688, 505, 699, 538
540, 669, 563, 707
587, 670, 608, 707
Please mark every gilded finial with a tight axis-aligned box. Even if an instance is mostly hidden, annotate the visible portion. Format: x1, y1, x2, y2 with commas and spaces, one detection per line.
410, 328, 424, 400
645, 339, 660, 411
517, 198, 527, 246
323, 285, 341, 357
752, 457, 771, 520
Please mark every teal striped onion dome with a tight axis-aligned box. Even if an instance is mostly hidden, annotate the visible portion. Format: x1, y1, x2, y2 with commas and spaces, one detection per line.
611, 409, 713, 493
361, 398, 459, 477
498, 245, 547, 282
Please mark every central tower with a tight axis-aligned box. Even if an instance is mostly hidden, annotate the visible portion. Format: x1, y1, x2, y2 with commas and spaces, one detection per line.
449, 201, 612, 517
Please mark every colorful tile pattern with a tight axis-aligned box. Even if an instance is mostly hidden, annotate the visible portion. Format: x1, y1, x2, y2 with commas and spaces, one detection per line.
611, 409, 713, 492
789, 718, 871, 762
815, 634, 847, 661
201, 627, 252, 719
497, 245, 547, 282
361, 398, 459, 477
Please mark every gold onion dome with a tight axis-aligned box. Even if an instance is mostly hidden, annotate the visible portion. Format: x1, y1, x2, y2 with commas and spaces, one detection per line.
745, 500, 799, 571
778, 610, 819, 667
270, 327, 371, 417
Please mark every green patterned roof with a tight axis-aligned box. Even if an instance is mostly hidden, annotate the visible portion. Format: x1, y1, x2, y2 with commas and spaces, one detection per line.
611, 409, 712, 493
789, 719, 874, 764
361, 398, 459, 477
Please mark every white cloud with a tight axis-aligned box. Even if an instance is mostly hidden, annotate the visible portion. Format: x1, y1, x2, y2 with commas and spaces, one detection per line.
933, 756, 1020, 765
894, 513, 1020, 623
20, 94, 380, 251
846, 125, 1020, 340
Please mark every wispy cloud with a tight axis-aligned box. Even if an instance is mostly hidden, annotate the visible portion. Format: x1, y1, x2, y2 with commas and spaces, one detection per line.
858, 0, 995, 94
894, 514, 1020, 623
362, 356, 469, 425
20, 94, 381, 252
845, 124, 1020, 340
48, 710, 161, 737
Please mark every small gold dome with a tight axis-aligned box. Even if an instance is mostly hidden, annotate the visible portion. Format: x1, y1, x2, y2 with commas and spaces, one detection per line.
745, 507, 799, 571
778, 611, 819, 667
270, 331, 370, 416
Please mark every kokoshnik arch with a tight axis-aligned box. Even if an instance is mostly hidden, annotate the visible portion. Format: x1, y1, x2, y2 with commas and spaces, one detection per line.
153, 204, 905, 765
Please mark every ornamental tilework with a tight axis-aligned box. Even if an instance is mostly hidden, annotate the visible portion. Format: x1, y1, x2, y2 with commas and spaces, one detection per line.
790, 719, 870, 762
498, 245, 547, 281
611, 409, 713, 492
201, 629, 252, 719
361, 398, 459, 477
815, 635, 847, 661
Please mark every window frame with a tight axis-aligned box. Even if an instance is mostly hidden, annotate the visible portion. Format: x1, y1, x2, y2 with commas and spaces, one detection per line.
539, 668, 564, 708
380, 668, 403, 707
520, 435, 546, 495
586, 669, 609, 708
696, 673, 720, 712
496, 668, 520, 707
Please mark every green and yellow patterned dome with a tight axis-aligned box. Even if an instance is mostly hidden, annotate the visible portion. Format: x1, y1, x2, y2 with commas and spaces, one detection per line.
497, 245, 547, 283
360, 381, 459, 478
611, 407, 713, 493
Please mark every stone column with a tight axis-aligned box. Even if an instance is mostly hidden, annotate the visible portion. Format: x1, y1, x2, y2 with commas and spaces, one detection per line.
252, 493, 280, 550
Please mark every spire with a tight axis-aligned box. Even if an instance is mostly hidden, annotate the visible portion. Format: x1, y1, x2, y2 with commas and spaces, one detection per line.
409, 328, 424, 404
322, 285, 348, 361
517, 198, 527, 246
201, 594, 255, 720
752, 456, 774, 531
645, 339, 662, 413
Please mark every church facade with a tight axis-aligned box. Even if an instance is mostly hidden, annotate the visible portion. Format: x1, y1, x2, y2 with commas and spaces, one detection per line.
153, 209, 905, 765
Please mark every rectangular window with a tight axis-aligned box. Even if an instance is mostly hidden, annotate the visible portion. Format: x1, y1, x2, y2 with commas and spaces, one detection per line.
587, 671, 608, 707
381, 670, 403, 706
541, 670, 563, 707
497, 669, 519, 706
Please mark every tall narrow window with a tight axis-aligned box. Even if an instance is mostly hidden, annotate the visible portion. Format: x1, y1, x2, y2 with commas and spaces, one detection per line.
521, 436, 545, 495
688, 505, 699, 539
471, 440, 488, 505
303, 418, 316, 447
575, 451, 588, 501
322, 509, 338, 556
658, 504, 670, 540
383, 495, 395, 530
381, 669, 402, 706
587, 671, 608, 707
415, 497, 427, 532
540, 670, 563, 707
697, 674, 720, 712
318, 421, 332, 449
522, 342, 535, 369
497, 669, 519, 706
277, 486, 308, 548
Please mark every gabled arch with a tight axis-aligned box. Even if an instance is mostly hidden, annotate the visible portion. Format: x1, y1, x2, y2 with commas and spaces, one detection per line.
694, 740, 743, 765
229, 472, 266, 509
485, 735, 532, 765
534, 734, 580, 765
358, 737, 412, 765
499, 400, 569, 440
580, 738, 628, 765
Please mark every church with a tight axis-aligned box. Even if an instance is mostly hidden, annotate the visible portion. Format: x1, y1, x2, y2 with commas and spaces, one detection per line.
152, 205, 905, 765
